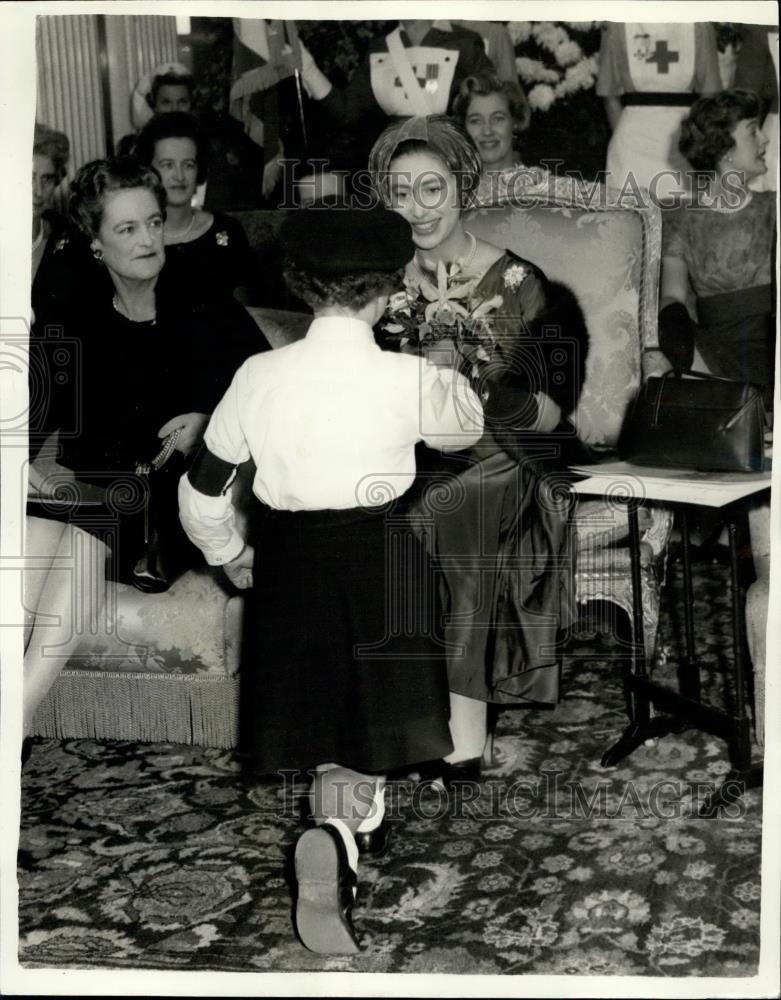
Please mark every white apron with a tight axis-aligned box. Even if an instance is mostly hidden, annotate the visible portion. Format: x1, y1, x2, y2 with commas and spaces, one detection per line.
369, 27, 457, 117
607, 24, 696, 200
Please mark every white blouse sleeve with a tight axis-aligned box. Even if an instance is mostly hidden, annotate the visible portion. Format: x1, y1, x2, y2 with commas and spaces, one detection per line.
178, 365, 253, 566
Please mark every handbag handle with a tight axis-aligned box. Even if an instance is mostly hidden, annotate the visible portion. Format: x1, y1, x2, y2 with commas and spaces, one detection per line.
661, 368, 743, 385
649, 369, 767, 429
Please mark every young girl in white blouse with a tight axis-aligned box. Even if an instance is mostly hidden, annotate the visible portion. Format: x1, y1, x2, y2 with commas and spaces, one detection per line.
179, 202, 484, 955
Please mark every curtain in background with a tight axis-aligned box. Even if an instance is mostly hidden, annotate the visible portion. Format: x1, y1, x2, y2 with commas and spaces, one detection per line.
36, 15, 106, 174
35, 14, 180, 180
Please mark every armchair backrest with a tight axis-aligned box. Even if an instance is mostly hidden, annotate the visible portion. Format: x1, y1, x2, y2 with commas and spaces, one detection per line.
465, 178, 663, 449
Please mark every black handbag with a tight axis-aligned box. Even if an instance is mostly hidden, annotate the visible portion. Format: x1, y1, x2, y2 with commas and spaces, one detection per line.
620, 370, 767, 473
132, 429, 181, 593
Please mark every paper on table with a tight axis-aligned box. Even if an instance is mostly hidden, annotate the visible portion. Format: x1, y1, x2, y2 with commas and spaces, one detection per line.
568, 461, 771, 507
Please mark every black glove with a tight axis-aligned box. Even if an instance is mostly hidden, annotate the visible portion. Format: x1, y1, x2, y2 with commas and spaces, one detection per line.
658, 301, 695, 373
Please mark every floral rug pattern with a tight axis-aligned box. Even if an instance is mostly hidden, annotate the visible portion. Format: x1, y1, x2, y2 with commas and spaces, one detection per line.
17, 561, 763, 976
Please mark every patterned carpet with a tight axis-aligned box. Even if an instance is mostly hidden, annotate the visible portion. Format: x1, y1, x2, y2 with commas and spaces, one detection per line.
17, 559, 763, 977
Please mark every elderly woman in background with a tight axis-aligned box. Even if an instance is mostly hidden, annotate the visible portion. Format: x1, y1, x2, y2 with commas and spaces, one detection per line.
134, 112, 256, 304
369, 115, 590, 781
31, 123, 89, 321
29, 156, 268, 587
452, 72, 546, 202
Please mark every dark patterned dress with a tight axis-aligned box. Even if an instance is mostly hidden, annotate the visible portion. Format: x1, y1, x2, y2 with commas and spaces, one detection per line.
390, 250, 590, 705
663, 192, 776, 406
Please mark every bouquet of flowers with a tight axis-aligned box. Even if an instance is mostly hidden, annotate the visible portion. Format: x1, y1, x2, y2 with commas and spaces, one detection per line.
381, 262, 505, 373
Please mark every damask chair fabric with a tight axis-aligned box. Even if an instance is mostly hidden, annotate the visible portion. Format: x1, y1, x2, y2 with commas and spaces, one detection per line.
466, 176, 673, 657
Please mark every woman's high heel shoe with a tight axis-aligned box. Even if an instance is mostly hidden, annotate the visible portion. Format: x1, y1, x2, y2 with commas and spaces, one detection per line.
415, 756, 482, 789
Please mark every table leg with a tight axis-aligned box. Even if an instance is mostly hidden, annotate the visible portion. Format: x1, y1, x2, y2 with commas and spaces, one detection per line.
700, 514, 763, 816
679, 508, 701, 701
601, 500, 676, 766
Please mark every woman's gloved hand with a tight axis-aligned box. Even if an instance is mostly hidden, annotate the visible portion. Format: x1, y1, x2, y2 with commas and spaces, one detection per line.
297, 40, 332, 100
658, 301, 695, 373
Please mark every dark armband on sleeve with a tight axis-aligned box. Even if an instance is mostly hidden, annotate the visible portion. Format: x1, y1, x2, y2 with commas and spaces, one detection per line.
187, 444, 239, 497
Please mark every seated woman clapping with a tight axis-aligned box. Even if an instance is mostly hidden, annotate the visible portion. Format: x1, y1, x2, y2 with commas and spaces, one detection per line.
369, 115, 590, 781
29, 156, 268, 587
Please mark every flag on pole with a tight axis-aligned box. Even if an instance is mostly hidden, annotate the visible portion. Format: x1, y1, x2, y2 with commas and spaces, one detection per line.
230, 19, 302, 153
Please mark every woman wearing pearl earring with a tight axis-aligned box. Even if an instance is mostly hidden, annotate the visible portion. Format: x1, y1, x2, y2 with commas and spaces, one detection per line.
29, 156, 267, 587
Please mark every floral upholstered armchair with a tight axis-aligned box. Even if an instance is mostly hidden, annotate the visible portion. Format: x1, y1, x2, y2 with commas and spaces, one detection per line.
465, 173, 674, 657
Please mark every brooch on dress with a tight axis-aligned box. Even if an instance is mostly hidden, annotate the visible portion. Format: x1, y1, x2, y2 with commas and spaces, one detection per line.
215, 231, 229, 246
503, 263, 528, 290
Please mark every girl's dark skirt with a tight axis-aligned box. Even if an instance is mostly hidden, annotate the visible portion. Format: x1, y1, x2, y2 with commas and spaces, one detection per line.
239, 502, 453, 774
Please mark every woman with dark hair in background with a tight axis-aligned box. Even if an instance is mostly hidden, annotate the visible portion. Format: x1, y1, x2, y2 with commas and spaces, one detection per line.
660, 89, 775, 402
135, 112, 256, 303
452, 71, 546, 202
30, 156, 268, 586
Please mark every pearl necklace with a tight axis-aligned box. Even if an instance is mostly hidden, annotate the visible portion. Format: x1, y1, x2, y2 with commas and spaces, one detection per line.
113, 294, 156, 325
32, 223, 45, 254
165, 210, 197, 241
415, 230, 478, 281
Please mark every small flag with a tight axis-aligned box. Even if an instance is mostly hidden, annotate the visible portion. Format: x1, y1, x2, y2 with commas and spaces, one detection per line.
230, 19, 302, 149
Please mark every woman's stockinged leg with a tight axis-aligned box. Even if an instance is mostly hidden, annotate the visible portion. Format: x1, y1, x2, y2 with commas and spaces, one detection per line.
444, 692, 488, 764
23, 519, 108, 733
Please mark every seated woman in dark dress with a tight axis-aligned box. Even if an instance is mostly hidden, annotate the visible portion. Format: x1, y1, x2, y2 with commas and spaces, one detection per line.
369, 115, 590, 779
134, 112, 256, 303
29, 156, 268, 586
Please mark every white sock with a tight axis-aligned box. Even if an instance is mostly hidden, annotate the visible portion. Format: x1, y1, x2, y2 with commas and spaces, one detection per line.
356, 781, 386, 834
322, 817, 359, 876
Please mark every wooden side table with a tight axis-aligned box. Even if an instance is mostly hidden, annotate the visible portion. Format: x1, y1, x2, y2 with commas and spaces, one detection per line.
570, 462, 771, 816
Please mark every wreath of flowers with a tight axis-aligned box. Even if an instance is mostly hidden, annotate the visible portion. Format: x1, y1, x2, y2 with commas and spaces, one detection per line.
507, 21, 602, 113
